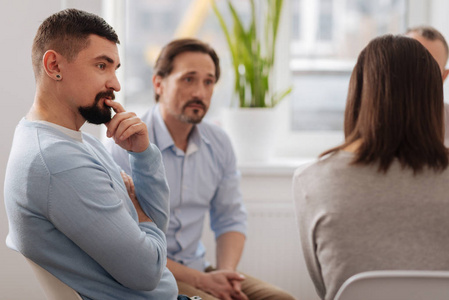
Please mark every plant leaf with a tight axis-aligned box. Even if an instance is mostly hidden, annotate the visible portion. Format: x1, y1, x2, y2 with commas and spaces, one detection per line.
272, 86, 293, 107
213, 0, 287, 108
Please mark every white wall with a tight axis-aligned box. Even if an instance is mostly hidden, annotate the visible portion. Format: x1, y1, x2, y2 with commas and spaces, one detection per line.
0, 1, 102, 298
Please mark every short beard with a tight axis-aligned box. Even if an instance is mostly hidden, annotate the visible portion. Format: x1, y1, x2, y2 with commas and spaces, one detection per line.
78, 91, 115, 125
178, 99, 207, 124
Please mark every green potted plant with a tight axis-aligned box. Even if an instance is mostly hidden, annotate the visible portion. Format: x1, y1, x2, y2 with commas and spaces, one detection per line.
212, 0, 292, 162
212, 0, 292, 108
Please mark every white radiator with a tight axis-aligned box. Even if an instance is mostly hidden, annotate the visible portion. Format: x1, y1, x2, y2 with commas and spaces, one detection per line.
202, 200, 320, 300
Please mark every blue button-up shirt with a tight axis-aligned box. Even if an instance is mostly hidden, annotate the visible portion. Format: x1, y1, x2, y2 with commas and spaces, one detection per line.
108, 105, 247, 271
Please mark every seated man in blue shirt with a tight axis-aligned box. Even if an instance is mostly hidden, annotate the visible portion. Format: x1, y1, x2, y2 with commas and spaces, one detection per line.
109, 38, 295, 300
4, 9, 180, 300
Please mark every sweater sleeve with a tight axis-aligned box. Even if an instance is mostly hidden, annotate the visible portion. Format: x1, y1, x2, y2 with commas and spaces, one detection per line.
107, 140, 170, 232
105, 138, 132, 175
293, 166, 327, 299
47, 159, 167, 291
129, 144, 170, 233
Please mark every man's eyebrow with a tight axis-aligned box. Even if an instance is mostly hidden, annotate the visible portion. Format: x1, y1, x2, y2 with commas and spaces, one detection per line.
183, 71, 215, 78
95, 55, 121, 69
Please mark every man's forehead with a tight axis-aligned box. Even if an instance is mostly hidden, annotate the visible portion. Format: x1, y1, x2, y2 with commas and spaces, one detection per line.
80, 35, 120, 61
171, 52, 215, 74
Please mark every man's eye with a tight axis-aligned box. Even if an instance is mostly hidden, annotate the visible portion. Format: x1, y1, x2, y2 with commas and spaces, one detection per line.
184, 77, 192, 82
205, 80, 214, 85
98, 64, 106, 70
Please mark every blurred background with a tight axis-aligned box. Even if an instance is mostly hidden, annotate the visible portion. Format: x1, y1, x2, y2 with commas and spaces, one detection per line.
119, 0, 407, 131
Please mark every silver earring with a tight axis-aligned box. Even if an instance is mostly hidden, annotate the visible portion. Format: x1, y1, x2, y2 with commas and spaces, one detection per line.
56, 74, 61, 80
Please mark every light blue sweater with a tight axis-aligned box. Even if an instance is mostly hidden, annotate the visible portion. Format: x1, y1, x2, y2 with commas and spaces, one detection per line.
4, 119, 177, 300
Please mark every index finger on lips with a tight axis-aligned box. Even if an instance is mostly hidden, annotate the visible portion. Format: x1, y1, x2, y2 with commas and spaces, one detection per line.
105, 99, 125, 113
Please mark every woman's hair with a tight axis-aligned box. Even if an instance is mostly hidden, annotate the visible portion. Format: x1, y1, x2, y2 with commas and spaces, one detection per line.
321, 34, 448, 173
153, 38, 220, 102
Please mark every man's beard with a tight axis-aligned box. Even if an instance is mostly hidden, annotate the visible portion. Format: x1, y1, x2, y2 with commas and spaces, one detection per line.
78, 91, 115, 125
178, 99, 207, 124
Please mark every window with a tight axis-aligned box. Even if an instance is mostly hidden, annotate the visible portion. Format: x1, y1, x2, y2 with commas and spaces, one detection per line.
290, 0, 407, 130
110, 0, 407, 128
105, 0, 415, 157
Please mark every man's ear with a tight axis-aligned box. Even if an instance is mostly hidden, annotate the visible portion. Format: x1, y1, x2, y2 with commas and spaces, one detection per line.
43, 50, 62, 81
153, 75, 164, 97
442, 68, 449, 83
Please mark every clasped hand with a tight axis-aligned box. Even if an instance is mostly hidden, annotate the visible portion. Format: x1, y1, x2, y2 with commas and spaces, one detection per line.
198, 270, 248, 300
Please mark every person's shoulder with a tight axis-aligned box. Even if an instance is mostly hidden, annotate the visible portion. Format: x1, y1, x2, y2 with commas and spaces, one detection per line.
82, 131, 105, 148
12, 120, 107, 175
293, 160, 318, 178
38, 129, 101, 174
197, 120, 233, 147
33, 123, 82, 151
293, 151, 351, 179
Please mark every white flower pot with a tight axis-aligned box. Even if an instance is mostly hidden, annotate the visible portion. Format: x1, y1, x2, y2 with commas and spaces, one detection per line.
221, 107, 281, 162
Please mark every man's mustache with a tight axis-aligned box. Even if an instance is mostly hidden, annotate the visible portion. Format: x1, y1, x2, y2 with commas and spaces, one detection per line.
183, 99, 206, 110
95, 90, 115, 103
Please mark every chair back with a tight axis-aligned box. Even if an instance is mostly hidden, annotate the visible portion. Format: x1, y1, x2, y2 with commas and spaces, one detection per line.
334, 270, 449, 300
25, 257, 82, 300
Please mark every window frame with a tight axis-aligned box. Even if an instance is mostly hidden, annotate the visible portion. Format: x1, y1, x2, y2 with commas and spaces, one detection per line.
103, 0, 444, 160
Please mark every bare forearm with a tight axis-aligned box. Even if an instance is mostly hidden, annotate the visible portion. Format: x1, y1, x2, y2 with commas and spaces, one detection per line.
216, 231, 246, 271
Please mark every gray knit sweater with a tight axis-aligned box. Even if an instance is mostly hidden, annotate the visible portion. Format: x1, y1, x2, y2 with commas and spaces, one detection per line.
293, 150, 449, 300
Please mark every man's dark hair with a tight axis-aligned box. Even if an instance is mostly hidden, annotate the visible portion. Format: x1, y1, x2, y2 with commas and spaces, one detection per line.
321, 34, 448, 173
32, 8, 119, 80
153, 38, 220, 102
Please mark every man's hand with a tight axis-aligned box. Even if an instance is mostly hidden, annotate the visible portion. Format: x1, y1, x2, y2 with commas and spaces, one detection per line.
230, 279, 248, 300
197, 270, 247, 300
120, 171, 152, 223
105, 99, 149, 153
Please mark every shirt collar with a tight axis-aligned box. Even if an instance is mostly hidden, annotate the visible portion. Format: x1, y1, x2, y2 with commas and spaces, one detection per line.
152, 105, 175, 152
151, 104, 210, 155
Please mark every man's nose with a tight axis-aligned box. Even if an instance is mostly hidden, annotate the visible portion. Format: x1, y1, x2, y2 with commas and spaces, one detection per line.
107, 73, 121, 92
192, 82, 207, 99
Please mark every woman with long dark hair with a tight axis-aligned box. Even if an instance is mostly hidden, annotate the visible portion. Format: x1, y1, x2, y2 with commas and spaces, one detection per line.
293, 35, 449, 300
